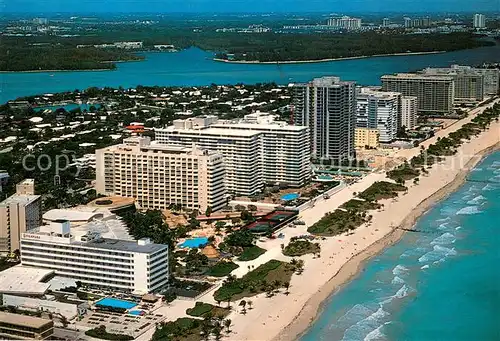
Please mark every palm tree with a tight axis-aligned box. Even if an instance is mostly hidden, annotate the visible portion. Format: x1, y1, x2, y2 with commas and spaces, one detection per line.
284, 282, 290, 295
247, 300, 253, 310
239, 300, 247, 314
224, 319, 232, 333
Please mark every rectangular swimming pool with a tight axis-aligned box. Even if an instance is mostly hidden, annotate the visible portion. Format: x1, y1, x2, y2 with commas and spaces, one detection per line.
96, 297, 138, 310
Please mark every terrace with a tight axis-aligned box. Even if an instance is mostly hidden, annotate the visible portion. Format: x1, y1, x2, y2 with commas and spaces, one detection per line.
244, 210, 298, 235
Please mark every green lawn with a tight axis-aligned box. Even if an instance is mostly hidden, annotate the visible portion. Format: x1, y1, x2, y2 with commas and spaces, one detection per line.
206, 261, 239, 277
238, 246, 266, 261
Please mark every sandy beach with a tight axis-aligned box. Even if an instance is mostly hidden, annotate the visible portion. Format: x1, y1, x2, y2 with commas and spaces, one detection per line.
212, 51, 445, 65
223, 98, 500, 341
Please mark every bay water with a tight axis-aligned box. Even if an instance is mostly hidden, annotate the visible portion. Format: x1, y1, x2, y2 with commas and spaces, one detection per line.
1, 44, 500, 103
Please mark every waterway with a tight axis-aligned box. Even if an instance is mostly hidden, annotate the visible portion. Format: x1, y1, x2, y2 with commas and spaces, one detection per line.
300, 151, 500, 341
1, 44, 500, 103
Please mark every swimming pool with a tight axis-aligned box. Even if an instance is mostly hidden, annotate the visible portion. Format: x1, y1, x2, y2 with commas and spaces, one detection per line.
179, 237, 209, 249
128, 310, 144, 316
96, 297, 138, 310
281, 193, 299, 201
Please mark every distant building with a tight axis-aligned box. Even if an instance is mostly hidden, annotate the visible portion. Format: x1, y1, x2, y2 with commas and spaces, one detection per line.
0, 179, 41, 255
155, 113, 310, 195
423, 65, 499, 95
292, 76, 357, 161
422, 66, 484, 105
327, 16, 362, 30
403, 17, 431, 28
20, 220, 169, 294
404, 17, 412, 28
356, 88, 400, 143
355, 128, 380, 149
382, 18, 390, 27
401, 96, 418, 130
0, 311, 53, 340
381, 74, 455, 114
95, 137, 226, 212
473, 14, 486, 29
7, 100, 31, 110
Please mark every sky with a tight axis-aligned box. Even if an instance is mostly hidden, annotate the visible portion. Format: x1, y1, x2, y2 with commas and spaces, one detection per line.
2, 0, 499, 13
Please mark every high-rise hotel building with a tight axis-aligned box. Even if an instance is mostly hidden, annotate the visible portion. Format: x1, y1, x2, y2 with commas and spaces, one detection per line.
20, 220, 168, 294
0, 179, 41, 255
401, 96, 418, 130
356, 88, 400, 143
381, 74, 455, 114
422, 66, 484, 105
292, 76, 356, 161
155, 113, 310, 196
326, 16, 362, 30
95, 137, 226, 212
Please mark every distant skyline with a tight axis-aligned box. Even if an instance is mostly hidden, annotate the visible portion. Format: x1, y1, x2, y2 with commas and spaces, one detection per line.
2, 0, 499, 14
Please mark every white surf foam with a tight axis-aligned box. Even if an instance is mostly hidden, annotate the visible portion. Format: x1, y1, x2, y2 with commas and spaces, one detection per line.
456, 206, 482, 215
455, 226, 462, 230
391, 276, 405, 285
342, 307, 389, 341
421, 264, 430, 269
466, 195, 486, 205
392, 264, 408, 276
482, 184, 496, 191
436, 217, 450, 223
419, 245, 457, 263
364, 324, 387, 341
431, 232, 456, 245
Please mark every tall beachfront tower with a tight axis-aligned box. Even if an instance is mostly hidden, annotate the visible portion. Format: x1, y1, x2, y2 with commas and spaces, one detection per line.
292, 76, 357, 162
473, 14, 486, 29
155, 113, 310, 196
356, 88, 400, 143
381, 73, 455, 115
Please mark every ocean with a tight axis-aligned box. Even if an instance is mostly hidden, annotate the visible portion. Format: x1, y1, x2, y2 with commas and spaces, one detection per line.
301, 151, 500, 341
1, 44, 500, 103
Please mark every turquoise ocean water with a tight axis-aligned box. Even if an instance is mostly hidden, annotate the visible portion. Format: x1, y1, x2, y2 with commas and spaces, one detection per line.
301, 151, 500, 341
1, 44, 499, 103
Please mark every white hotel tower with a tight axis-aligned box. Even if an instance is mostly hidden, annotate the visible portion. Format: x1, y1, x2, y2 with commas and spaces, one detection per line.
155, 113, 311, 196
95, 137, 226, 212
20, 220, 168, 294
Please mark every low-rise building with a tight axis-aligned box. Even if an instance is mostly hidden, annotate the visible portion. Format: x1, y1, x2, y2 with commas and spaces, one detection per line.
0, 311, 53, 340
20, 220, 169, 294
355, 128, 380, 149
2, 294, 88, 320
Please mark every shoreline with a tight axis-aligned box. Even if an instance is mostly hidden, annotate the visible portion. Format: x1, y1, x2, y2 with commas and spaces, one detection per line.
213, 51, 446, 65
275, 141, 500, 341
0, 68, 114, 74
